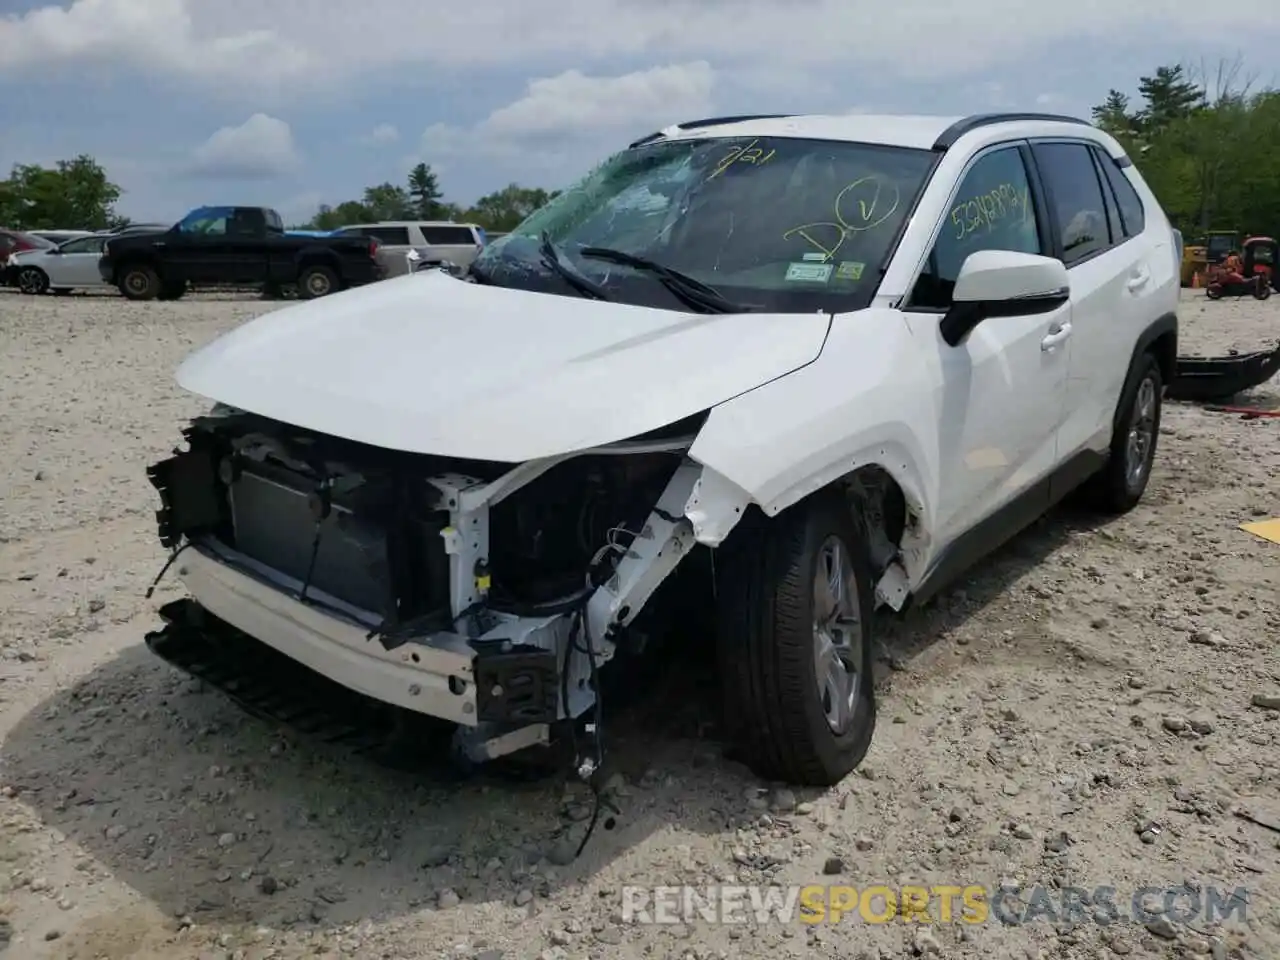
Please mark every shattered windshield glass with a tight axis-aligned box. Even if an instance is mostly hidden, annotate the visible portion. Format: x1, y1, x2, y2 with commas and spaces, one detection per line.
472, 135, 938, 313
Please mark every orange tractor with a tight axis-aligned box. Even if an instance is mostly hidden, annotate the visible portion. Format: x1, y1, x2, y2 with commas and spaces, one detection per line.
1203, 236, 1278, 300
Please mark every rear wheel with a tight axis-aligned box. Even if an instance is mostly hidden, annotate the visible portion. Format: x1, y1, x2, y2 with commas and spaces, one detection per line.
17, 267, 48, 295
298, 264, 338, 299
1081, 352, 1163, 514
1254, 277, 1271, 300
158, 281, 187, 301
118, 265, 160, 301
716, 492, 877, 786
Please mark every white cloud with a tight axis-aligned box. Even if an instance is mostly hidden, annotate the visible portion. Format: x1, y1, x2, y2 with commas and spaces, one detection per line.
0, 0, 307, 91
3, 0, 1264, 99
188, 114, 300, 179
366, 123, 400, 144
420, 62, 715, 183
484, 62, 714, 138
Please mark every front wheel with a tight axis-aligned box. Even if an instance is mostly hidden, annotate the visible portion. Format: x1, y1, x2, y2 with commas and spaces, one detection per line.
118, 265, 160, 301
716, 492, 877, 786
1205, 284, 1223, 300
17, 267, 48, 295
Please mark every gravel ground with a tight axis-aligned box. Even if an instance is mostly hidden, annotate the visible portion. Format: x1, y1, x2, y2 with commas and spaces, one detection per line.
0, 287, 1277, 960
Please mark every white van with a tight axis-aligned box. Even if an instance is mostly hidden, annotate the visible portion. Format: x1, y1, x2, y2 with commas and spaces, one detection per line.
331, 222, 485, 277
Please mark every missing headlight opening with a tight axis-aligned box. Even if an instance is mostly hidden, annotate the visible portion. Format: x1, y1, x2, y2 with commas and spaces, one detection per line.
143, 406, 739, 857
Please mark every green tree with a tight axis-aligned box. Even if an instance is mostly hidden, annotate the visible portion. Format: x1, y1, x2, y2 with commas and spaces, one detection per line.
0, 154, 122, 229
362, 182, 414, 220
408, 162, 449, 219
1135, 64, 1203, 131
1091, 90, 1136, 139
463, 183, 558, 232
1092, 59, 1280, 237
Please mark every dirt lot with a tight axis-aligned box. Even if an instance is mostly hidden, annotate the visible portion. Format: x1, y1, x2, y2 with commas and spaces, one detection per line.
0, 288, 1277, 960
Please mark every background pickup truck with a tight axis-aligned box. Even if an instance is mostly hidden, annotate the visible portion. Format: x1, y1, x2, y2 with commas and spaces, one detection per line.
98, 205, 384, 301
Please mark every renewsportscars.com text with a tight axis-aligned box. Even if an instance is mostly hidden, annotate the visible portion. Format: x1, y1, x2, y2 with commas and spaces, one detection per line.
620, 883, 1249, 926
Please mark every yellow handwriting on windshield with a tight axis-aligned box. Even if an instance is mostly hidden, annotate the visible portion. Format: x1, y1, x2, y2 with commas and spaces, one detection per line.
950, 181, 1031, 240
782, 176, 901, 261
706, 139, 777, 181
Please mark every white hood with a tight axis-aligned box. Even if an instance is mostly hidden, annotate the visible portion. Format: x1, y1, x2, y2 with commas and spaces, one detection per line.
176, 270, 832, 461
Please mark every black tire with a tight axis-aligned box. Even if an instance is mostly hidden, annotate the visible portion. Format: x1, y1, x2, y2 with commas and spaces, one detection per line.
716, 491, 877, 786
298, 264, 338, 299
1081, 352, 1163, 514
1205, 285, 1222, 300
158, 281, 187, 301
1255, 280, 1271, 301
51, 288, 72, 296
17, 267, 48, 295
118, 264, 160, 301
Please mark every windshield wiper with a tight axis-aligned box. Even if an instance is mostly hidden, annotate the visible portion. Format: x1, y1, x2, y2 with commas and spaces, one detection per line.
539, 232, 612, 301
577, 246, 747, 314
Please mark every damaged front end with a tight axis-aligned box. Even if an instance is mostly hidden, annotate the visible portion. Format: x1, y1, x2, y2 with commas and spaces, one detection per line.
143, 405, 750, 767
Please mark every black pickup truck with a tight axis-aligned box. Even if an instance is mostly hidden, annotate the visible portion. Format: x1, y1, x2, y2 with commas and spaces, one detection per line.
98, 205, 384, 301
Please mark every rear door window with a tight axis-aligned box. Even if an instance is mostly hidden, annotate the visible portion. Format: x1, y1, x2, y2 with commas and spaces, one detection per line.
1089, 150, 1125, 246
1031, 142, 1111, 266
365, 226, 412, 245
421, 226, 476, 245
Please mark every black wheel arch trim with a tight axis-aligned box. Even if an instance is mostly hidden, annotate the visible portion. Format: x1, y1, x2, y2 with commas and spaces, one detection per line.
1133, 310, 1178, 384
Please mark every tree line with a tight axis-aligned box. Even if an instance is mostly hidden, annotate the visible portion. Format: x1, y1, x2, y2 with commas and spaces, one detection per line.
296, 162, 560, 232
1091, 60, 1280, 236
0, 156, 559, 234
0, 155, 126, 231
6, 61, 1279, 240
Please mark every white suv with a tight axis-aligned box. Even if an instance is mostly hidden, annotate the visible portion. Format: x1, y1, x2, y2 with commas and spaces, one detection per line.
331, 221, 485, 277
145, 112, 1178, 787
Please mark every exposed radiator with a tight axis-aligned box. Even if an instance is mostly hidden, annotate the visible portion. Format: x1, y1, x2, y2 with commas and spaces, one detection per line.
229, 468, 392, 612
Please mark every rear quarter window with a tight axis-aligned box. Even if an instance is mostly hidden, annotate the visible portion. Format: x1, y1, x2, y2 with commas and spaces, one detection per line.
1097, 154, 1146, 237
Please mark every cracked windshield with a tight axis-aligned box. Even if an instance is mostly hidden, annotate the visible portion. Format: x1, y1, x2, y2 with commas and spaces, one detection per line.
471, 135, 937, 313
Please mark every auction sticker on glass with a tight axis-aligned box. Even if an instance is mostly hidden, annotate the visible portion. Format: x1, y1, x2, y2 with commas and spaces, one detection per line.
785, 262, 834, 283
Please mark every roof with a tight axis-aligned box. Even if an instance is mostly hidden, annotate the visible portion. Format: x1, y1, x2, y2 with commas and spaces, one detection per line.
341, 221, 479, 228
654, 114, 962, 150
636, 111, 1094, 152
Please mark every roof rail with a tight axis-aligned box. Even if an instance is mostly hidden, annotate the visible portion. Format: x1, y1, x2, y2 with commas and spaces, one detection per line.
932, 112, 1091, 151
629, 113, 795, 149
676, 113, 794, 131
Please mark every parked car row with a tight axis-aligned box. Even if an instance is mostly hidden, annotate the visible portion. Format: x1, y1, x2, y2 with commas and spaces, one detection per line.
1, 222, 175, 294
2, 210, 490, 299
327, 221, 486, 277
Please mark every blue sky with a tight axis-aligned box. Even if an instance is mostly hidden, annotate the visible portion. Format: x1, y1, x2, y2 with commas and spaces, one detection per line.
2, 0, 1277, 226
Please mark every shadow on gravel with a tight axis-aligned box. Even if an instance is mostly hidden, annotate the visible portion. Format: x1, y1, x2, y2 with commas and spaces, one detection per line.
872, 502, 1113, 676
1, 502, 1107, 932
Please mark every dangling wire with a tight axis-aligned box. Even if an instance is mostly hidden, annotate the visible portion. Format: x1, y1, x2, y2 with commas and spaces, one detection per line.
144, 541, 194, 599
298, 475, 332, 604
